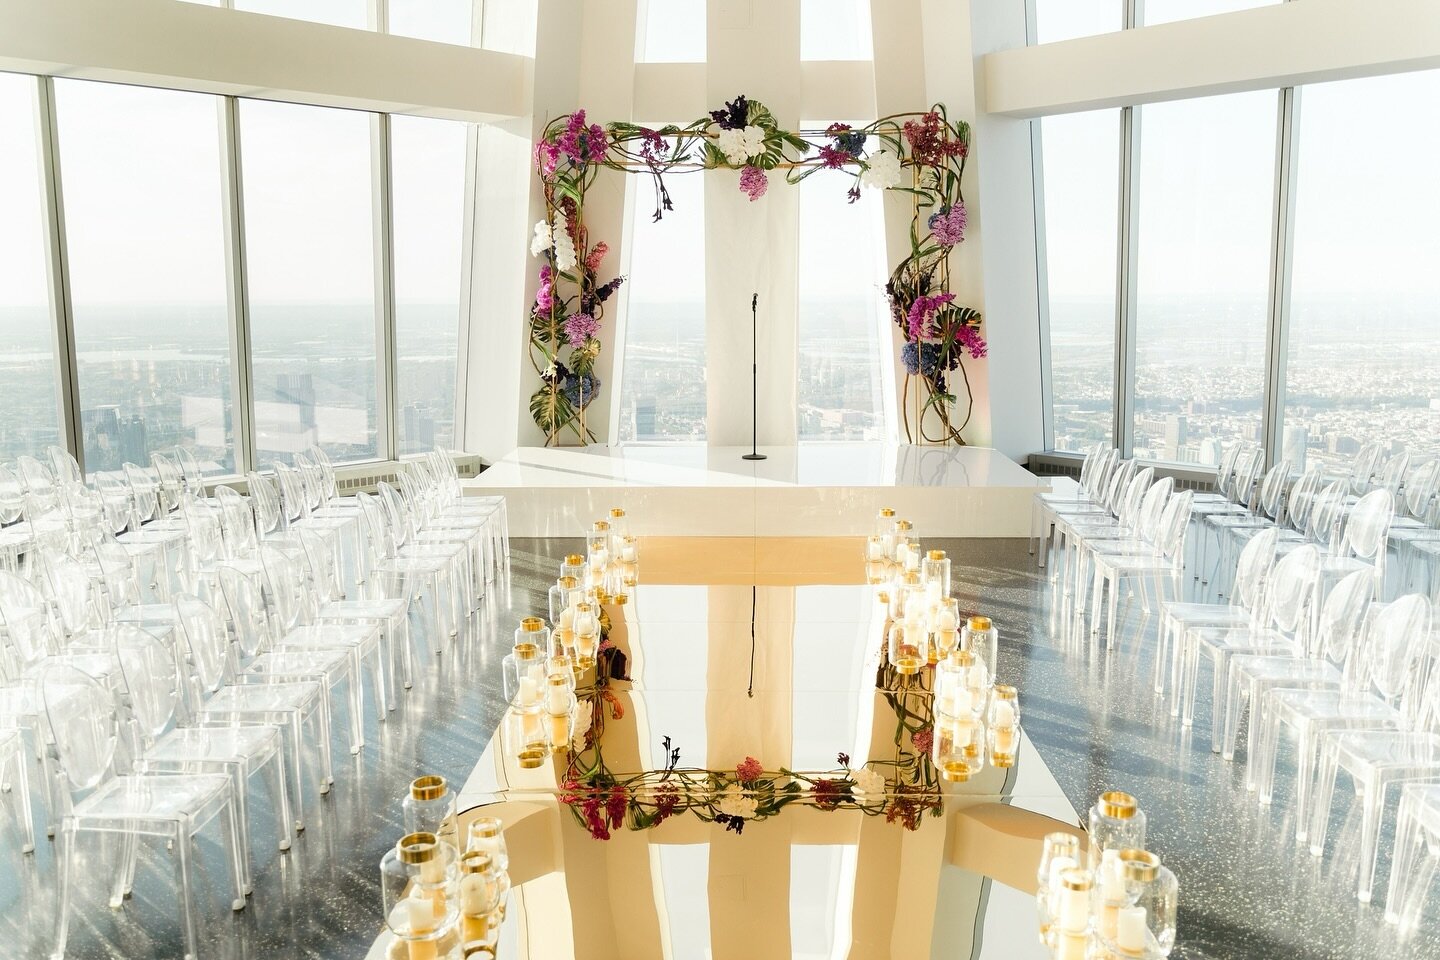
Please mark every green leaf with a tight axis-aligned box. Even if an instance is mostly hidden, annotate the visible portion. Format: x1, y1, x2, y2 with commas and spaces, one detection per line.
529, 384, 576, 435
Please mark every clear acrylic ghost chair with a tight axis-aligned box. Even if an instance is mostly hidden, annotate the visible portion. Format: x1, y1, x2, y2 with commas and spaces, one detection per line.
220, 560, 366, 756
423, 450, 509, 582
92, 471, 137, 536
1255, 594, 1432, 832
1071, 474, 1171, 598
46, 446, 82, 487
15, 455, 59, 514
1372, 452, 1411, 502
122, 462, 161, 528
1202, 460, 1291, 596
274, 461, 354, 583
1390, 461, 1440, 593
1192, 447, 1266, 590
301, 447, 357, 515
0, 464, 34, 574
1307, 614, 1440, 903
1386, 783, 1440, 930
354, 490, 456, 649
115, 622, 292, 896
1089, 490, 1193, 647
383, 479, 482, 613
1306, 489, 1394, 627
0, 725, 35, 853
297, 527, 413, 694
180, 590, 334, 818
1345, 441, 1384, 497
43, 663, 246, 960
173, 445, 207, 498
1222, 568, 1374, 783
42, 552, 109, 648
1048, 460, 1137, 595
1179, 544, 1322, 748
1161, 527, 1280, 710
149, 451, 186, 520
1030, 444, 1107, 565
256, 545, 387, 741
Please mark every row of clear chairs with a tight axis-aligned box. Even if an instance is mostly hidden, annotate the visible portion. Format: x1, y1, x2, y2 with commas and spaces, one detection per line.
1, 443, 507, 959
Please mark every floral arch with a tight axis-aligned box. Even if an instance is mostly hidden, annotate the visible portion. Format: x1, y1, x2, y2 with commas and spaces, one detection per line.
527, 95, 983, 446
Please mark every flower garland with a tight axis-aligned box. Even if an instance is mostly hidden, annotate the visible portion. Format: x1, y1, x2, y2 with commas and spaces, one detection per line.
556, 639, 946, 840
528, 96, 984, 445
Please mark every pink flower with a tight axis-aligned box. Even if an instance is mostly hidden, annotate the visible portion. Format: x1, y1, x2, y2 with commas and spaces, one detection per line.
739, 165, 768, 201
957, 324, 988, 359
584, 242, 609, 273
736, 756, 764, 783
911, 725, 934, 755
535, 264, 554, 314
928, 203, 967, 246
906, 292, 955, 342
562, 312, 600, 346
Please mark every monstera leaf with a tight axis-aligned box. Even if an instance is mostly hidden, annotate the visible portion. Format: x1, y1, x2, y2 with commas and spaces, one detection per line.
530, 383, 577, 436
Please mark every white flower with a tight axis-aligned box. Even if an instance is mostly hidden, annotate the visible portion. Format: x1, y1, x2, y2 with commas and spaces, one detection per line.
529, 219, 552, 256
551, 213, 577, 273
716, 124, 767, 166
860, 149, 902, 190
717, 786, 758, 820
569, 698, 594, 752
850, 765, 886, 799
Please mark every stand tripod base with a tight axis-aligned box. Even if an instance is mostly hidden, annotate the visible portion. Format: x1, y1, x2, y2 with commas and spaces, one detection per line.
742, 453, 767, 461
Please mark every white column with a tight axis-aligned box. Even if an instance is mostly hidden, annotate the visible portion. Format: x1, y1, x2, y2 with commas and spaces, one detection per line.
703, 0, 802, 448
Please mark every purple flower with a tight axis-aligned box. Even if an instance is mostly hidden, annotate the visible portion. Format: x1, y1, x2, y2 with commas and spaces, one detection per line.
906, 292, 955, 342
639, 127, 666, 163
818, 144, 852, 169
928, 203, 967, 246
562, 312, 600, 346
957, 324, 988, 360
594, 276, 625, 303
739, 165, 769, 201
535, 264, 554, 314
709, 94, 749, 131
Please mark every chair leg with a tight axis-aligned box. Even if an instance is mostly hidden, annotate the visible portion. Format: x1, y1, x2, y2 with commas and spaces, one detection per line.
1221, 665, 1247, 762
49, 824, 74, 960
285, 715, 308, 830
8, 746, 34, 853
1385, 792, 1429, 927
1307, 742, 1340, 857
1106, 573, 1120, 649
265, 747, 294, 852
174, 824, 200, 960
1357, 778, 1387, 903
111, 828, 139, 907
219, 797, 247, 911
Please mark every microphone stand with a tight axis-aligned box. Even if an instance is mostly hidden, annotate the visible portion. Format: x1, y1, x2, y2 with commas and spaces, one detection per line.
742, 291, 767, 461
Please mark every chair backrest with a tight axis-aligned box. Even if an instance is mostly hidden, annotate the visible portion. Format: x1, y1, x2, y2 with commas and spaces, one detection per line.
214, 485, 258, 559
1403, 459, 1439, 522
217, 566, 273, 660
1374, 452, 1411, 499
1210, 443, 1242, 493
1103, 460, 1137, 516
259, 544, 308, 632
1112, 468, 1154, 529
0, 570, 57, 670
15, 455, 58, 509
1229, 448, 1265, 507
91, 539, 141, 609
1360, 594, 1431, 722
150, 451, 185, 516
1339, 489, 1394, 563
1260, 544, 1321, 636
1313, 568, 1374, 662
175, 592, 231, 694
180, 494, 225, 566
1283, 468, 1323, 533
123, 463, 159, 526
1077, 445, 1103, 490
43, 552, 102, 637
294, 527, 340, 604
1233, 527, 1281, 613
46, 446, 83, 486
353, 491, 394, 562
293, 454, 325, 514
1134, 477, 1175, 541
42, 664, 119, 792
272, 462, 307, 526
92, 471, 136, 535
173, 445, 206, 496
1254, 460, 1292, 520
1347, 442, 1383, 496
1307, 481, 1347, 547
305, 446, 340, 502
0, 464, 25, 526
247, 472, 284, 538
1155, 490, 1194, 560
113, 623, 180, 742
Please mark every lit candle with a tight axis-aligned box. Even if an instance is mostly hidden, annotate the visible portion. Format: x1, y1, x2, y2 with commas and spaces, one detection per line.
406, 889, 438, 960
867, 538, 883, 560
994, 725, 1017, 754
546, 682, 568, 714
1056, 932, 1087, 960
1117, 906, 1148, 955
1046, 855, 1076, 921
954, 687, 973, 716
993, 700, 1017, 727
925, 580, 942, 602
1060, 882, 1089, 934
519, 676, 538, 706
937, 607, 958, 630
558, 606, 576, 629
621, 543, 637, 562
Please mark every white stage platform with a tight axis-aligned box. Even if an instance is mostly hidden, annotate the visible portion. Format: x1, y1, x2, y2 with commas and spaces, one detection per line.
463, 443, 1049, 538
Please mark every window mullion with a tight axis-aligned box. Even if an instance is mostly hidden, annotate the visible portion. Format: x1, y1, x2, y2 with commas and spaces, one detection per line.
372, 113, 399, 461
1262, 86, 1299, 469
219, 96, 257, 475
34, 76, 84, 470
1114, 103, 1140, 457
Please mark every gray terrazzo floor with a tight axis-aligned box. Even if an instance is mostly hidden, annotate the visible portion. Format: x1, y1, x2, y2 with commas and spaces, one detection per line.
2, 537, 1437, 959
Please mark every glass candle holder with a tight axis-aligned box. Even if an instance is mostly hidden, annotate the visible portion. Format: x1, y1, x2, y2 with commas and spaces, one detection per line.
545, 674, 576, 751
1056, 866, 1094, 940
603, 560, 628, 605
961, 615, 998, 680
1093, 847, 1128, 946
573, 602, 599, 669
458, 850, 503, 958
874, 507, 897, 557
381, 832, 461, 959
560, 553, 586, 583
931, 712, 983, 782
501, 642, 546, 711
619, 535, 639, 588
466, 816, 510, 872
932, 598, 960, 657
933, 650, 968, 716
587, 519, 611, 559
922, 549, 951, 596
1110, 849, 1178, 958
403, 775, 457, 846
503, 708, 549, 768
514, 617, 550, 654
1036, 832, 1082, 947
1088, 791, 1147, 870
887, 622, 924, 675
549, 576, 578, 625
607, 507, 629, 553
987, 685, 1020, 767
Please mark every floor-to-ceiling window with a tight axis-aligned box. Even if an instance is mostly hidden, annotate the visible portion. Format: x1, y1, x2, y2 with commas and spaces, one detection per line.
240, 99, 379, 465
1038, 108, 1121, 452
1283, 70, 1440, 474
617, 158, 707, 442
1131, 91, 1276, 465
0, 73, 62, 462
391, 115, 466, 454
55, 80, 235, 474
